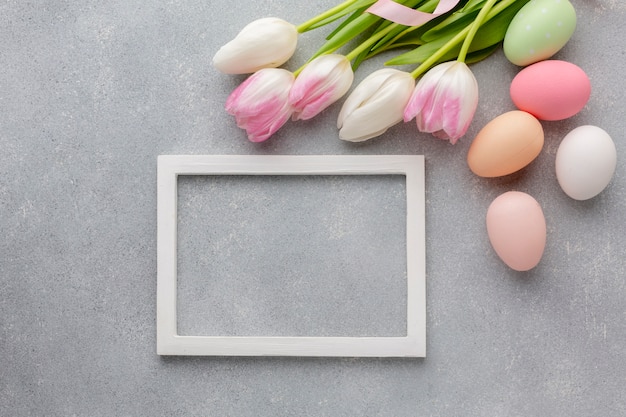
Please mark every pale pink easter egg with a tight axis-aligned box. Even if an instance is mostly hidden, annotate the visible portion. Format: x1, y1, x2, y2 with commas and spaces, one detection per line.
486, 191, 546, 272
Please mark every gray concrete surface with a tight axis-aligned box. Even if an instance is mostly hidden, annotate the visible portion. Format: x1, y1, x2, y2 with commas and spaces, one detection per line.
2, 0, 625, 415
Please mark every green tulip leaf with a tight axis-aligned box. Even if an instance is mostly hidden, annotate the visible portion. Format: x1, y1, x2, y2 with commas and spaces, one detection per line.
464, 43, 500, 64
304, 0, 377, 31
310, 12, 380, 59
385, 33, 454, 65
460, 0, 488, 13
385, 0, 531, 66
324, 5, 372, 39
420, 10, 478, 42
463, 0, 530, 47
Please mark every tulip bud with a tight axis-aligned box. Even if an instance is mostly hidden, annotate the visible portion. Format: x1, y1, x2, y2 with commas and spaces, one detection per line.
225, 68, 295, 142
338, 69, 415, 142
404, 61, 478, 144
213, 18, 298, 75
289, 54, 354, 121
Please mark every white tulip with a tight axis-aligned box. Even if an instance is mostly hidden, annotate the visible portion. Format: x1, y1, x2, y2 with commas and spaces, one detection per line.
338, 68, 415, 142
213, 17, 298, 75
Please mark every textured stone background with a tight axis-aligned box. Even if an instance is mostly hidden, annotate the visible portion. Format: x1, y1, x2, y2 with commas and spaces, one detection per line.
1, 0, 625, 415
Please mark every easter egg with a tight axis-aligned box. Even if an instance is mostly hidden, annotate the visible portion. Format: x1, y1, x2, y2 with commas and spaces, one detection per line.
510, 60, 591, 121
467, 111, 544, 177
503, 0, 577, 66
556, 125, 617, 200
486, 191, 547, 271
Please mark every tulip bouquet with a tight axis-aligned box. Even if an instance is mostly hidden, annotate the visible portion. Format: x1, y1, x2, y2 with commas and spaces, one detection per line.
214, 0, 531, 144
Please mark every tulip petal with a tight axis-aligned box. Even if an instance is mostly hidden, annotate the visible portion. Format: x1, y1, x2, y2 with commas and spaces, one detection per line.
405, 61, 478, 144
225, 68, 295, 142
338, 69, 415, 142
338, 68, 400, 129
292, 89, 336, 121
289, 54, 354, 121
404, 61, 452, 124
213, 18, 298, 74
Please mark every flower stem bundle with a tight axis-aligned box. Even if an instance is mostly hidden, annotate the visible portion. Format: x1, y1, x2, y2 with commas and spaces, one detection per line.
213, 0, 536, 143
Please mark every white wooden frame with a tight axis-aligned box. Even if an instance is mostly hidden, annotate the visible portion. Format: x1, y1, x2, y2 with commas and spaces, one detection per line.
157, 155, 426, 357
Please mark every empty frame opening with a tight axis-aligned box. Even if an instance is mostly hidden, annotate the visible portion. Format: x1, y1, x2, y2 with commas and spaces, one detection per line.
176, 174, 408, 338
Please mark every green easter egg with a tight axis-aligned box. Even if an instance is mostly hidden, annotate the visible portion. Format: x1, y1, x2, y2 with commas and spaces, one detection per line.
503, 0, 576, 66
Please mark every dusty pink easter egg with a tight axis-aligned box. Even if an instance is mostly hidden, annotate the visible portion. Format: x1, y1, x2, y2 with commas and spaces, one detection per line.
510, 60, 591, 121
486, 191, 546, 271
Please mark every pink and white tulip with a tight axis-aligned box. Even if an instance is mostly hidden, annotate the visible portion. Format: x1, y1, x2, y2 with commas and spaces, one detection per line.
289, 54, 354, 121
225, 68, 295, 143
213, 17, 298, 75
337, 68, 415, 142
404, 61, 478, 144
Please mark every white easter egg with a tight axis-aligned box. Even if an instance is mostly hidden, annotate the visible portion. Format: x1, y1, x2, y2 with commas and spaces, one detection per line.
556, 125, 617, 200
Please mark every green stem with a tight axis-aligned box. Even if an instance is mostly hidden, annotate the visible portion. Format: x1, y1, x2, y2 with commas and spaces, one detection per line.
343, 0, 439, 61
409, 27, 466, 78
293, 65, 305, 77
345, 23, 399, 61
457, 0, 498, 62
293, 20, 398, 77
409, 0, 517, 78
296, 0, 360, 33
368, 0, 440, 52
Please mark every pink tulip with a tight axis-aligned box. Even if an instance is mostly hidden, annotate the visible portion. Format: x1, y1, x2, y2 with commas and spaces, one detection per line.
225, 68, 295, 143
404, 61, 478, 144
289, 54, 354, 121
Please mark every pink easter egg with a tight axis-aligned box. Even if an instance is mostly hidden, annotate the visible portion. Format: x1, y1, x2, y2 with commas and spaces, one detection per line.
510, 60, 591, 121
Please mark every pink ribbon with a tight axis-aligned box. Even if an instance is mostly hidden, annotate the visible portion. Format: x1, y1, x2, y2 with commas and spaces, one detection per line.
366, 0, 461, 27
